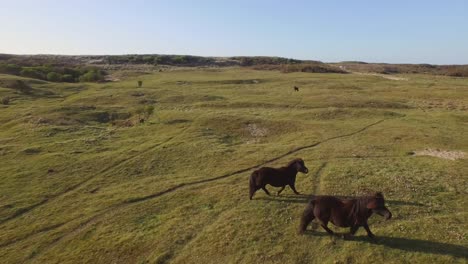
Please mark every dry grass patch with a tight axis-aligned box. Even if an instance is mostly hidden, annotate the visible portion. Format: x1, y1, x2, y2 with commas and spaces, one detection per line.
413, 149, 465, 160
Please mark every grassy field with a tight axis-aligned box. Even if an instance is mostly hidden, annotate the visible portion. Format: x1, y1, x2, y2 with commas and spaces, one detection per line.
0, 68, 467, 263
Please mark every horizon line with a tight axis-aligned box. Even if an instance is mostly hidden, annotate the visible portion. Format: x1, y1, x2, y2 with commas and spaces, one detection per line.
1, 53, 467, 66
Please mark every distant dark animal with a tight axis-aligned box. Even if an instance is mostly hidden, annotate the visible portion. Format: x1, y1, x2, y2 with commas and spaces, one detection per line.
139, 118, 145, 124
294, 86, 299, 91
299, 192, 392, 239
47, 169, 55, 174
249, 158, 309, 200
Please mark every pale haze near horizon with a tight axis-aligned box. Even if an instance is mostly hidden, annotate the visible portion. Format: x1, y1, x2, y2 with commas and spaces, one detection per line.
1, 0, 467, 64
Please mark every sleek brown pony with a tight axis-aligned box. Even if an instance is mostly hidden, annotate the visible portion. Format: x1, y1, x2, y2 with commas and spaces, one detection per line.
249, 158, 309, 200
298, 192, 392, 239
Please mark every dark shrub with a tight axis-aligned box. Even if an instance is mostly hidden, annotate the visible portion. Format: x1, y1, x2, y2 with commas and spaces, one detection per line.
61, 74, 75, 82
79, 70, 103, 82
0, 64, 22, 75
80, 111, 110, 123
144, 105, 155, 119
20, 68, 45, 79
110, 111, 131, 121
173, 56, 188, 64
1, 97, 10, 105
47, 72, 62, 82
380, 66, 400, 74
6, 80, 33, 94
443, 66, 468, 77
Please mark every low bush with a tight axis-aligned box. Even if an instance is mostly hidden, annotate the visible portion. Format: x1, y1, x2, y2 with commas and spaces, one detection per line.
20, 68, 45, 79
1, 97, 10, 105
0, 61, 106, 83
3, 80, 33, 94
47, 72, 62, 82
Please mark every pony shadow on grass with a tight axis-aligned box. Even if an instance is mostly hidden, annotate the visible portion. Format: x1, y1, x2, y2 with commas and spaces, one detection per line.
257, 194, 425, 207
386, 200, 425, 207
354, 235, 468, 259
303, 230, 467, 259
256, 194, 312, 204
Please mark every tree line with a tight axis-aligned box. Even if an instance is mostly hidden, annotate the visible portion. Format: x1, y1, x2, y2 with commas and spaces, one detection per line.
0, 63, 106, 82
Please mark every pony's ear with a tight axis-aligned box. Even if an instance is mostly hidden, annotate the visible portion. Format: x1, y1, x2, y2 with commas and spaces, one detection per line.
374, 192, 384, 198
294, 160, 301, 169
295, 159, 304, 170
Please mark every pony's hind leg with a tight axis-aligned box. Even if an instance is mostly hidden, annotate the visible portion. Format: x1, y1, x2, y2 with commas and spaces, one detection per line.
298, 204, 315, 234
320, 222, 335, 236
343, 226, 360, 239
277, 186, 285, 196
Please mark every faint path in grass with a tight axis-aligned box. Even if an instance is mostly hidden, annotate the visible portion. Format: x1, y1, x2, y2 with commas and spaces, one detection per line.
0, 108, 204, 227
0, 122, 201, 254
0, 139, 172, 226
0, 199, 50, 226
110, 118, 397, 206
312, 162, 327, 195
24, 117, 396, 260
0, 123, 191, 226
0, 222, 67, 248
161, 200, 247, 263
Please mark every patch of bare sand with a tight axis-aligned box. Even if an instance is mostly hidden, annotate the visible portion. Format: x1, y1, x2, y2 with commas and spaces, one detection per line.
413, 149, 465, 160
351, 72, 409, 81
245, 123, 268, 144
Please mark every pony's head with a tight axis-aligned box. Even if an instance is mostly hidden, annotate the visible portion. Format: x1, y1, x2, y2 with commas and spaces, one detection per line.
366, 192, 392, 220
288, 158, 309, 174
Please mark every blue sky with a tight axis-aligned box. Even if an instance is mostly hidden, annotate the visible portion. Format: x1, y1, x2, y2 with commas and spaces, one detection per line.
1, 0, 467, 64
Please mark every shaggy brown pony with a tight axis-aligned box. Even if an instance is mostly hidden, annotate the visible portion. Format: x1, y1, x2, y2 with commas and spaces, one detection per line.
298, 192, 392, 239
249, 158, 309, 200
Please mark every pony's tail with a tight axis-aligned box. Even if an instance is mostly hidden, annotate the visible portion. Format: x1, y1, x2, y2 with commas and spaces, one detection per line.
249, 171, 257, 200
298, 200, 315, 234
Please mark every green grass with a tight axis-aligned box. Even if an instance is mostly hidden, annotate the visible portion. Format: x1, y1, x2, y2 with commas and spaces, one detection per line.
0, 69, 467, 263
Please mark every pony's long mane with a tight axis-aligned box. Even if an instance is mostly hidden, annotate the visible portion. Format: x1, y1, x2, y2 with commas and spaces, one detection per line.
287, 158, 302, 167
348, 196, 372, 225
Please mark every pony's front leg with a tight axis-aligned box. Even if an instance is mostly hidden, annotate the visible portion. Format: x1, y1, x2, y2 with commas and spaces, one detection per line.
261, 186, 271, 196
363, 223, 376, 239
350, 225, 359, 235
289, 184, 300, 195
277, 186, 285, 196
343, 226, 359, 239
